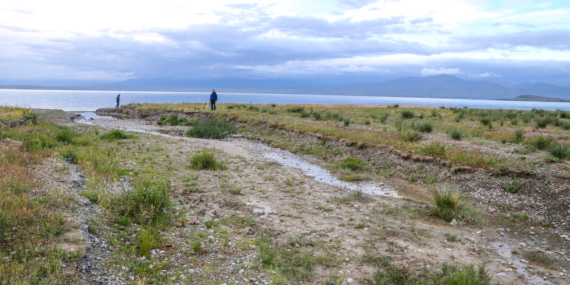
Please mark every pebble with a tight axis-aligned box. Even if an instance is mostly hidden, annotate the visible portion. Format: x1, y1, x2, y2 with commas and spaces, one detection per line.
347, 278, 354, 283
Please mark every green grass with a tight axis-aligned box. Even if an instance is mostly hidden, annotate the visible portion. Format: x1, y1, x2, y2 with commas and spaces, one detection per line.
364, 263, 490, 285
338, 157, 366, 171
505, 181, 522, 193
430, 185, 485, 225
186, 119, 236, 139
111, 176, 172, 226
157, 113, 187, 126
188, 149, 225, 170
447, 129, 463, 141
100, 129, 135, 140
527, 136, 554, 150
445, 233, 458, 242
549, 144, 570, 159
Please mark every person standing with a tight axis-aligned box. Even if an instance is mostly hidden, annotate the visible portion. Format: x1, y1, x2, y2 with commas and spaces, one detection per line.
210, 90, 217, 111
116, 94, 121, 108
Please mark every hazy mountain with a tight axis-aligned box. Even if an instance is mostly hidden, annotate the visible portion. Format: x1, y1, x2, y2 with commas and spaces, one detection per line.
3, 75, 570, 101
508, 82, 570, 98
501, 95, 570, 102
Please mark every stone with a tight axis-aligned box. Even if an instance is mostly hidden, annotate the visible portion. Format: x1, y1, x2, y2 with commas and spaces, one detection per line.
450, 219, 458, 226
347, 278, 354, 283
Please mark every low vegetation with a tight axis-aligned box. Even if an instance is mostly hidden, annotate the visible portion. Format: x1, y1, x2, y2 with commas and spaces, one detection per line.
186, 119, 236, 139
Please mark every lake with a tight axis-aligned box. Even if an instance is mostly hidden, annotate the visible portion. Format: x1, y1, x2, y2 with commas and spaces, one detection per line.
2, 89, 570, 111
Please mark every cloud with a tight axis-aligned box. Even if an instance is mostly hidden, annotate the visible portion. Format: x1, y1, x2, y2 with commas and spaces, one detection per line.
226, 3, 259, 9
409, 17, 433, 25
338, 0, 377, 9
454, 30, 570, 51
421, 68, 461, 76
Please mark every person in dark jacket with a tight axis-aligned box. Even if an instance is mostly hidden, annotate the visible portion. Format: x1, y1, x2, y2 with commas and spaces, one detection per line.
210, 90, 217, 111
116, 94, 121, 108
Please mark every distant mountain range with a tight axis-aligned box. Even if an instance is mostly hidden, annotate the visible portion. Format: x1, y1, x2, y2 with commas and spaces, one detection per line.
3, 75, 570, 101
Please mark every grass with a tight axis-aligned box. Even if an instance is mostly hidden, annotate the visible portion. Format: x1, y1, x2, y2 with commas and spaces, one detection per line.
549, 144, 570, 159
447, 129, 463, 141
100, 129, 135, 140
130, 103, 566, 171
445, 233, 458, 242
256, 231, 317, 281
157, 113, 187, 126
186, 119, 237, 139
505, 181, 522, 193
430, 185, 485, 224
338, 157, 366, 171
364, 263, 490, 285
188, 149, 225, 170
523, 251, 556, 268
111, 176, 172, 226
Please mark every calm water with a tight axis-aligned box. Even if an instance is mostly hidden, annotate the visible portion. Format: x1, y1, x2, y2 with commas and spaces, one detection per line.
2, 89, 570, 111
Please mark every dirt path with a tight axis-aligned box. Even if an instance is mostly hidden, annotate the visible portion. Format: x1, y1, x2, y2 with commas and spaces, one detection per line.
44, 112, 570, 284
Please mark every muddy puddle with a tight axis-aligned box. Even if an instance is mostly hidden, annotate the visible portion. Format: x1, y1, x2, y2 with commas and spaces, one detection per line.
76, 112, 117, 124
491, 242, 554, 285
258, 144, 398, 197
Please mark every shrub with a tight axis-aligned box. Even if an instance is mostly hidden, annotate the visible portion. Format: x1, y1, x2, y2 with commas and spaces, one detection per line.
364, 120, 370, 125
431, 109, 438, 117
271, 104, 277, 107
414, 122, 433, 133
286, 106, 305, 113
379, 113, 389, 123
549, 144, 570, 159
100, 129, 133, 140
261, 107, 269, 113
536, 117, 550, 129
312, 111, 322, 120
339, 157, 366, 171
514, 129, 524, 142
447, 129, 462, 141
510, 118, 518, 125
186, 119, 236, 139
59, 149, 78, 163
205, 220, 215, 229
343, 118, 350, 126
505, 181, 522, 193
300, 110, 311, 118
401, 110, 414, 119
480, 118, 491, 127
528, 136, 554, 150
189, 149, 224, 170
400, 130, 422, 142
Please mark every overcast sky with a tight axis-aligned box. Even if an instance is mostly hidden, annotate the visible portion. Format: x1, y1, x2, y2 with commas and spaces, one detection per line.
1, 0, 569, 86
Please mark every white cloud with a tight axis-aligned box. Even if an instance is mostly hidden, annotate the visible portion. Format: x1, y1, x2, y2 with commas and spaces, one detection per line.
421, 67, 461, 76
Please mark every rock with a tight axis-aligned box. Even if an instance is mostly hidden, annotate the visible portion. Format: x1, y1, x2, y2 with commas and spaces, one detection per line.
347, 278, 354, 283
450, 219, 458, 226
355, 142, 366, 149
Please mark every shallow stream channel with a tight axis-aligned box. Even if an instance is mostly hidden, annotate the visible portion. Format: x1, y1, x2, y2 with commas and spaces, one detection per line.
76, 112, 398, 198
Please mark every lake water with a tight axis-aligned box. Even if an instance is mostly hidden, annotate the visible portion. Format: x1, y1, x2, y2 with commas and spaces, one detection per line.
2, 89, 570, 111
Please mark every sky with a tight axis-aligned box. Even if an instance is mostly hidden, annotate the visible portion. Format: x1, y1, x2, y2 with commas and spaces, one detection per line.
1, 0, 569, 86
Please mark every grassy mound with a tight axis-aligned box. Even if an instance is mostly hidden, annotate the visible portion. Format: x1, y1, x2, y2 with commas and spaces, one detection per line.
186, 119, 237, 139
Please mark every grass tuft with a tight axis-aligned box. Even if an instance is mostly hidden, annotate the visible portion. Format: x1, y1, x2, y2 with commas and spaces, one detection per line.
186, 119, 236, 139
189, 149, 225, 170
